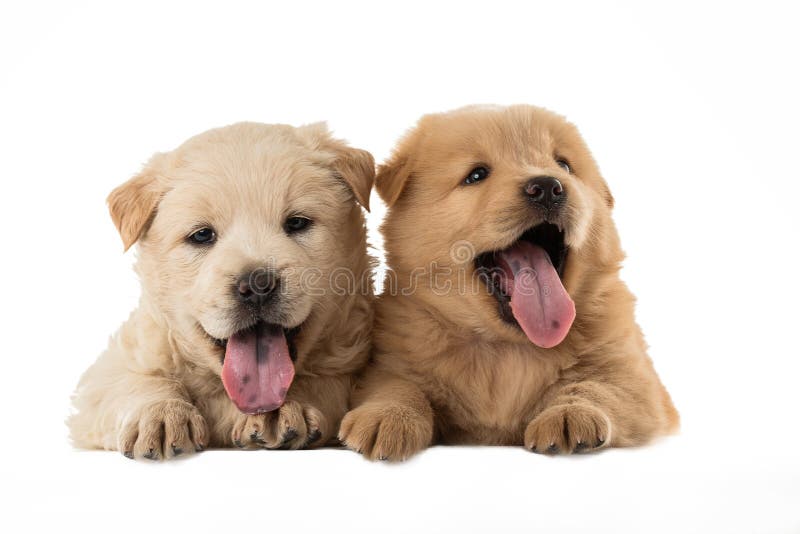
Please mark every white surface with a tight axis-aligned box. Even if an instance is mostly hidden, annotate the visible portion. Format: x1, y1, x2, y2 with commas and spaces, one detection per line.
1, 1, 799, 533
13, 439, 800, 534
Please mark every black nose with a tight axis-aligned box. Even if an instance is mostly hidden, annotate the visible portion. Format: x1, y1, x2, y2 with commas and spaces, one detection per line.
524, 176, 565, 210
236, 269, 278, 307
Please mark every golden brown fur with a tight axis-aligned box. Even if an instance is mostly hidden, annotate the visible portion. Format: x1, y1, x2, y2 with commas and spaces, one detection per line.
69, 122, 374, 459
340, 105, 678, 460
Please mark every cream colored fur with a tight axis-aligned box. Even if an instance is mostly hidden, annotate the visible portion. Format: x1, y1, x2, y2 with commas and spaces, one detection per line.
69, 122, 374, 459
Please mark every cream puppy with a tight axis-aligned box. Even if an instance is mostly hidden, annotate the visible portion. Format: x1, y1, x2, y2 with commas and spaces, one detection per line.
69, 122, 374, 459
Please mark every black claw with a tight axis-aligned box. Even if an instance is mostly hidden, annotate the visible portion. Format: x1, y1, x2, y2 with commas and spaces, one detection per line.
171, 446, 183, 456
233, 439, 245, 449
574, 441, 588, 452
143, 448, 159, 460
281, 428, 298, 444
250, 431, 261, 441
195, 445, 205, 452
307, 429, 322, 444
546, 443, 559, 454
123, 451, 134, 460
597, 437, 606, 447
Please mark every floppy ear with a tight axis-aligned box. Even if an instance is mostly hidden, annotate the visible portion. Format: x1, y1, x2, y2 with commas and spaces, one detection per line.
299, 123, 375, 211
107, 154, 167, 251
375, 155, 412, 207
375, 118, 428, 207
330, 145, 375, 211
600, 182, 615, 209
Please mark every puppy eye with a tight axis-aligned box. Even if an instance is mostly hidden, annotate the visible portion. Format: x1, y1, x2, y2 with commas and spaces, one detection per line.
284, 216, 312, 234
556, 158, 571, 173
188, 227, 216, 245
464, 166, 490, 185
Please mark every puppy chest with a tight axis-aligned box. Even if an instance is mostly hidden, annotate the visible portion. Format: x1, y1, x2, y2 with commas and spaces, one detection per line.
426, 346, 562, 438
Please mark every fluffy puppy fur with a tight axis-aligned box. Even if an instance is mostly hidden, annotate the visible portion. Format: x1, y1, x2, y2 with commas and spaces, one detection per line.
69, 122, 374, 459
340, 105, 678, 460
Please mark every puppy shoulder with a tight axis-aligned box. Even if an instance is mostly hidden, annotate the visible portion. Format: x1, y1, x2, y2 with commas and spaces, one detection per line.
310, 290, 374, 375
373, 294, 447, 361
102, 306, 179, 374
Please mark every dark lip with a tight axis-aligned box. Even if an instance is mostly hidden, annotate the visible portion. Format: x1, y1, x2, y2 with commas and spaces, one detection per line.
208, 321, 303, 363
474, 222, 568, 327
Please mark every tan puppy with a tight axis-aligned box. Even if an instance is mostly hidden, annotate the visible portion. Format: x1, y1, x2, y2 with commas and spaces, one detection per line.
69, 122, 374, 459
340, 105, 678, 460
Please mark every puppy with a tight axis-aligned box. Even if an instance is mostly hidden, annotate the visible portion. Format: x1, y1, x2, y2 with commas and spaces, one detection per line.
340, 105, 678, 460
69, 122, 375, 459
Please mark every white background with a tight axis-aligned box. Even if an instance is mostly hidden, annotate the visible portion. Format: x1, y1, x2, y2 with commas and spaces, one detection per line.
1, 1, 798, 532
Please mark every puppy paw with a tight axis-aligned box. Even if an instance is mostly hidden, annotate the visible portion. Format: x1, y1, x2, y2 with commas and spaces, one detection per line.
118, 399, 208, 460
524, 403, 610, 454
339, 403, 433, 461
231, 400, 328, 450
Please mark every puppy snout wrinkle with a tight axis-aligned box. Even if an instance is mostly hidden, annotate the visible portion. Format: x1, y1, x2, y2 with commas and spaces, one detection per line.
236, 269, 278, 307
525, 176, 565, 210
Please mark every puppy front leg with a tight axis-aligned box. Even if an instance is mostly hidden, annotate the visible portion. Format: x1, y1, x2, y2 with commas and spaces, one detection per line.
524, 355, 678, 454
70, 363, 208, 460
340, 370, 434, 461
524, 381, 613, 455
225, 375, 351, 450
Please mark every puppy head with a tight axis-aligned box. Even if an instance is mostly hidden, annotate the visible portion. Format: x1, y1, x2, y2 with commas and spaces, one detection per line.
109, 122, 373, 412
377, 105, 621, 346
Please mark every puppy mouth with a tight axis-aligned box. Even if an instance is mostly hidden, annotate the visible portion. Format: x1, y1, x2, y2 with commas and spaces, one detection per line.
209, 321, 303, 415
474, 222, 576, 348
211, 322, 301, 362
477, 222, 569, 278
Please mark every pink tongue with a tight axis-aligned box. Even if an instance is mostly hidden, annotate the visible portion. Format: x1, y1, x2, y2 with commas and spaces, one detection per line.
497, 241, 576, 348
221, 325, 295, 414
